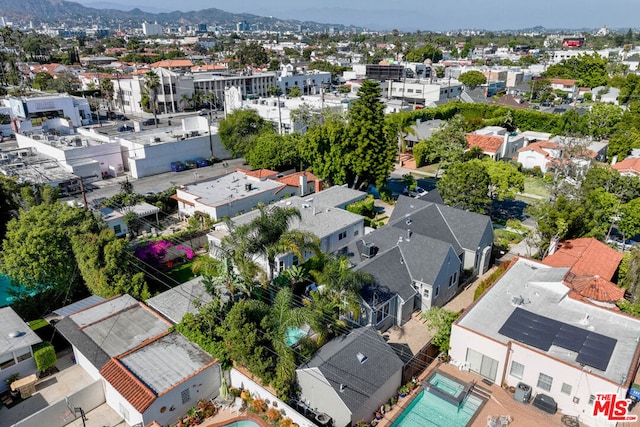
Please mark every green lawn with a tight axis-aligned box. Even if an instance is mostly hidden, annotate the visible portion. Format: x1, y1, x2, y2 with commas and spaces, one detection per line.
166, 262, 195, 284
523, 176, 550, 198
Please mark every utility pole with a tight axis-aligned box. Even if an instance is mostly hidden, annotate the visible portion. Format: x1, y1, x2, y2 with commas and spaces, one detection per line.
78, 176, 88, 211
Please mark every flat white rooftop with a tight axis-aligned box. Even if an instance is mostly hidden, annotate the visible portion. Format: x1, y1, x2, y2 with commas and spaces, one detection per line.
457, 258, 640, 384
180, 171, 283, 207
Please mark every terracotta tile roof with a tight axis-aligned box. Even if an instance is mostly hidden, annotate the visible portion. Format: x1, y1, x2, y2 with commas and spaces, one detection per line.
275, 171, 318, 187
465, 134, 503, 154
612, 157, 640, 176
490, 94, 530, 110
542, 237, 622, 281
100, 358, 156, 413
239, 168, 279, 179
565, 274, 625, 303
549, 78, 577, 86
151, 59, 194, 68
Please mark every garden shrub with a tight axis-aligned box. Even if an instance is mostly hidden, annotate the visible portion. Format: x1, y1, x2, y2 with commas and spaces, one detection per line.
33, 342, 57, 373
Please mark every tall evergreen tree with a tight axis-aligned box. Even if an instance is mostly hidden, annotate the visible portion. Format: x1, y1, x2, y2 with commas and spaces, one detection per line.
345, 79, 396, 189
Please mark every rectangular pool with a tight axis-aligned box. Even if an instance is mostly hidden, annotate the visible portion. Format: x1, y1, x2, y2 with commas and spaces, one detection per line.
391, 373, 484, 427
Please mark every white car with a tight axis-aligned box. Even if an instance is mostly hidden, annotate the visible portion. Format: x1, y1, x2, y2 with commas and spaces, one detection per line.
404, 186, 428, 198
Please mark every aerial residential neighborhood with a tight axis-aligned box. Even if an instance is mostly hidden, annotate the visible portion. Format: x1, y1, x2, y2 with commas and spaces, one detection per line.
3, 2, 640, 427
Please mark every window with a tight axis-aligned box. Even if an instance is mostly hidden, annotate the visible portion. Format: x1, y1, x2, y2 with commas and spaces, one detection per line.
338, 231, 347, 240
292, 256, 299, 266
509, 361, 524, 379
537, 373, 553, 392
15, 347, 31, 363
0, 352, 16, 370
423, 289, 430, 299
561, 383, 572, 395
588, 394, 596, 405
181, 388, 191, 404
374, 303, 390, 324
354, 229, 359, 236
278, 260, 284, 272
448, 271, 458, 288
434, 286, 439, 297
113, 224, 122, 235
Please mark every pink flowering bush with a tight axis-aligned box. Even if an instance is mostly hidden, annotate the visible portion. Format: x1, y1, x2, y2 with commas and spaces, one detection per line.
134, 240, 194, 268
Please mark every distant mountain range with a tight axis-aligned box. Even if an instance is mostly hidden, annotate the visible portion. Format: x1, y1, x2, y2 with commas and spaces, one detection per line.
0, 0, 355, 32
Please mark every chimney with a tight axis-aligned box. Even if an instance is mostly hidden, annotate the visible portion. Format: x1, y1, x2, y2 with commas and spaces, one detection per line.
501, 133, 509, 159
314, 178, 322, 193
299, 173, 308, 196
407, 229, 412, 239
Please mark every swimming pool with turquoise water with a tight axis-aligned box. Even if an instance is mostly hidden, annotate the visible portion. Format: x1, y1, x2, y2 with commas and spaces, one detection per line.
391, 374, 484, 427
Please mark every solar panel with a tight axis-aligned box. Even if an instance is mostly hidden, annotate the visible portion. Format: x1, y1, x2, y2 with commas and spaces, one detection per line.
499, 308, 617, 372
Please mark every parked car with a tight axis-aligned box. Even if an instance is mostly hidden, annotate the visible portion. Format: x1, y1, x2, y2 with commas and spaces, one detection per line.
184, 160, 198, 169
171, 161, 186, 172
117, 125, 134, 132
404, 186, 428, 198
196, 157, 212, 167
142, 118, 159, 126
198, 109, 210, 116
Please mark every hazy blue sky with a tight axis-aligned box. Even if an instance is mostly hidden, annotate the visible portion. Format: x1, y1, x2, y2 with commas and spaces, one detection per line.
85, 0, 640, 31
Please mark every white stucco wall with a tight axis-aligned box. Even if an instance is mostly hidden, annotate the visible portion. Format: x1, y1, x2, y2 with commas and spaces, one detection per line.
449, 324, 509, 384
297, 367, 351, 427
73, 348, 102, 381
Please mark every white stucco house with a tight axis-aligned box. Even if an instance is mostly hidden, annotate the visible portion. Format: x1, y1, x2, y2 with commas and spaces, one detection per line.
176, 169, 319, 221
0, 307, 42, 393
517, 140, 563, 172
55, 294, 222, 426
207, 190, 366, 278
449, 257, 640, 426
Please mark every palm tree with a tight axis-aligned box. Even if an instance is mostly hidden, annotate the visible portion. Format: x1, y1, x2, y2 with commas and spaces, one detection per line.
265, 287, 315, 396
100, 77, 114, 112
180, 93, 192, 111
143, 71, 160, 126
201, 257, 252, 299
241, 205, 320, 283
311, 255, 372, 326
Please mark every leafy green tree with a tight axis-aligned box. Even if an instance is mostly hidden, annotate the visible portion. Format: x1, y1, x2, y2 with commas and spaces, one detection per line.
618, 247, 640, 305
526, 195, 586, 256
0, 176, 21, 241
344, 79, 396, 189
299, 110, 349, 186
619, 198, 640, 240
422, 307, 461, 354
405, 44, 443, 63
218, 109, 273, 157
235, 42, 268, 66
541, 53, 608, 88
587, 103, 623, 138
220, 299, 275, 383
288, 86, 302, 97
458, 70, 487, 88
32, 71, 53, 90
1, 200, 99, 297
481, 158, 524, 201
608, 125, 640, 160
415, 115, 467, 173
72, 229, 149, 300
201, 257, 251, 299
246, 132, 301, 171
437, 159, 491, 214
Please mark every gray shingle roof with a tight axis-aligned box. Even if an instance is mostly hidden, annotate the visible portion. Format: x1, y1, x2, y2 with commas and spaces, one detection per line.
146, 277, 213, 324
389, 196, 492, 253
358, 247, 415, 305
298, 326, 403, 413
56, 316, 111, 369
305, 186, 367, 209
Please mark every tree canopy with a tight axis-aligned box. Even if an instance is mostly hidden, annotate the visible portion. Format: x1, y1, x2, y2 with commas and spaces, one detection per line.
218, 109, 273, 157
541, 53, 608, 88
458, 70, 487, 88
437, 159, 492, 214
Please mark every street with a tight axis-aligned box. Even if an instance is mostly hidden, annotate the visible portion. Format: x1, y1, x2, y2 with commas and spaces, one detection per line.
61, 158, 247, 206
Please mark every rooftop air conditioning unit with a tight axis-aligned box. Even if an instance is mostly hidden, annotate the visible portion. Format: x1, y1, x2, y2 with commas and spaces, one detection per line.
362, 242, 377, 258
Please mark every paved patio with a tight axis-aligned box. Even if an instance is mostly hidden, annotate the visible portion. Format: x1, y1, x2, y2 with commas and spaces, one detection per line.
0, 348, 124, 427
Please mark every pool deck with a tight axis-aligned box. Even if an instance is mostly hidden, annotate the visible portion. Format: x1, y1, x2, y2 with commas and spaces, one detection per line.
376, 360, 566, 427
199, 406, 270, 427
